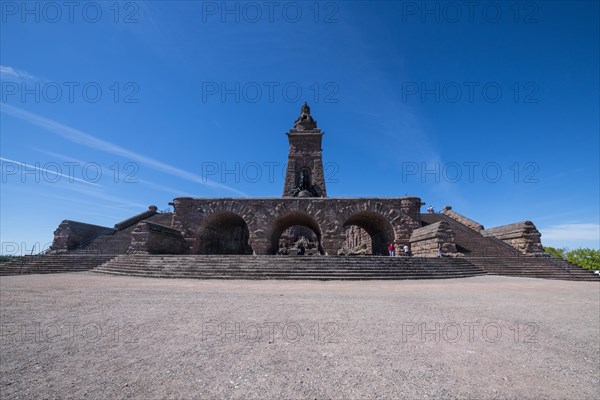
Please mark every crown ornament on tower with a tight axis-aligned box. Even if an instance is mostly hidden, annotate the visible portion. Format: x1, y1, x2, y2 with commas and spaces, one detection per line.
293, 102, 318, 131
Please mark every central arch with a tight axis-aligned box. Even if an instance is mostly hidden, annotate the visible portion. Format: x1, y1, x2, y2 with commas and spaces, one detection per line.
194, 211, 252, 255
343, 212, 395, 256
268, 211, 324, 255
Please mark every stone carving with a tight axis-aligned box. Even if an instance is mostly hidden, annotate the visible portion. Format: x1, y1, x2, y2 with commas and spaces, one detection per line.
298, 169, 309, 191
342, 226, 372, 255
293, 102, 317, 131
291, 169, 319, 197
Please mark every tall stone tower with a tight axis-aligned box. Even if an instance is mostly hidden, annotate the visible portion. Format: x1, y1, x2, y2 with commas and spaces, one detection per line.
282, 102, 327, 197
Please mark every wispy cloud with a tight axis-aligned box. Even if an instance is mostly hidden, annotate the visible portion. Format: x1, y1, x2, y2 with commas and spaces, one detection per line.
3, 182, 146, 214
540, 223, 600, 241
35, 148, 194, 197
2, 104, 248, 196
34, 149, 87, 165
0, 157, 98, 186
38, 191, 144, 213
58, 183, 147, 209
0, 65, 37, 82
136, 178, 195, 197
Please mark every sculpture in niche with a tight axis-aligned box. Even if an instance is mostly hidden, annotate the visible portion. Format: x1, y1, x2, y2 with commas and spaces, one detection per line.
291, 168, 318, 197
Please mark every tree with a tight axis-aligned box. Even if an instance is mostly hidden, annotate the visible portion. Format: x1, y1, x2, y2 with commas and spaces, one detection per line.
544, 246, 600, 271
565, 248, 600, 271
544, 246, 567, 260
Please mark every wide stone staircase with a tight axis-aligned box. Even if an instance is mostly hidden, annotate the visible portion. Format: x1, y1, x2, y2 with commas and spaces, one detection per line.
466, 256, 599, 281
92, 255, 486, 280
0, 254, 115, 276
421, 213, 599, 281
422, 213, 518, 257
0, 213, 174, 277
72, 213, 173, 255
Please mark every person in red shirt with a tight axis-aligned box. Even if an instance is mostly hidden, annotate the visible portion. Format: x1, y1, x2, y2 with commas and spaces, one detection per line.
388, 243, 395, 257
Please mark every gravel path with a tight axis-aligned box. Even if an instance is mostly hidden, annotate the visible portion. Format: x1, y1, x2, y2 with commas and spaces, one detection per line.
1, 273, 598, 399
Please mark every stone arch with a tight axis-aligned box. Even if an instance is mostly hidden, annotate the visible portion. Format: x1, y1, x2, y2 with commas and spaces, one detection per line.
267, 211, 324, 255
342, 211, 395, 256
193, 211, 252, 255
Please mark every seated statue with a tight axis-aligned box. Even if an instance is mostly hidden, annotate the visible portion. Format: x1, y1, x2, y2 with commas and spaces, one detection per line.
291, 169, 319, 197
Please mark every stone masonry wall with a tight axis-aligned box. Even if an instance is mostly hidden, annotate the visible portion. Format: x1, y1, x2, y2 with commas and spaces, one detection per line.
50, 221, 114, 253
114, 205, 158, 231
128, 221, 186, 254
410, 221, 458, 257
442, 206, 484, 231
172, 197, 423, 256
482, 221, 544, 255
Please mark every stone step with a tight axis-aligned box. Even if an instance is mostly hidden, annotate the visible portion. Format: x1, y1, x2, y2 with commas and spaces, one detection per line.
420, 214, 521, 257
92, 254, 599, 282
96, 273, 478, 281
92, 255, 486, 280
95, 268, 485, 275
96, 269, 484, 277
4, 254, 597, 281
464, 256, 599, 281
0, 255, 115, 276
70, 213, 174, 255
94, 269, 483, 280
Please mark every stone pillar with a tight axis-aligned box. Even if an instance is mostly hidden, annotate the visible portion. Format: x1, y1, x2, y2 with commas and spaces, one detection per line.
248, 237, 269, 255
247, 220, 269, 254
320, 232, 346, 256
394, 197, 424, 245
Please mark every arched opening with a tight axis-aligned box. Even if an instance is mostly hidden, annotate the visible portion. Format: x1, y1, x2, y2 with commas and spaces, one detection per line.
194, 212, 252, 255
268, 212, 324, 255
342, 212, 395, 256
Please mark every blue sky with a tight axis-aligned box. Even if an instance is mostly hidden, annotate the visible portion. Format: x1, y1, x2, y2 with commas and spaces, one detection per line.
1, 1, 599, 254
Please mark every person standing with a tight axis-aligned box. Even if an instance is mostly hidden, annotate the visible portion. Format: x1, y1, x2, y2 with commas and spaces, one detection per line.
403, 244, 411, 256
388, 243, 395, 257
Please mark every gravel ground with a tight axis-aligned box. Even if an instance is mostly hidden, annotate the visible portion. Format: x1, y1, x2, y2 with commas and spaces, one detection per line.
0, 273, 598, 400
